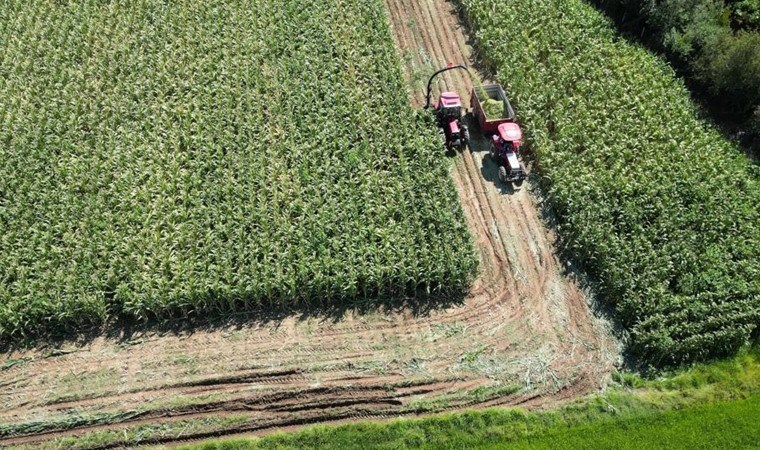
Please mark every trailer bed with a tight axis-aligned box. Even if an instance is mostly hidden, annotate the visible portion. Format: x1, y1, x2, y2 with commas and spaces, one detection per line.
470, 84, 516, 134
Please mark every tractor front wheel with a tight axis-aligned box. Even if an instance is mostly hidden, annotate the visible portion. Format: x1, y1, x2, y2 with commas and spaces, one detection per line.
498, 166, 507, 183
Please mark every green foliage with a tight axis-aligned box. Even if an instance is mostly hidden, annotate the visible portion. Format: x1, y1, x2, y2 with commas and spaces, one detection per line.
456, 0, 760, 364
482, 99, 506, 120
596, 0, 760, 136
0, 0, 477, 341
732, 0, 760, 29
474, 86, 507, 119
644, 346, 760, 395
698, 30, 760, 107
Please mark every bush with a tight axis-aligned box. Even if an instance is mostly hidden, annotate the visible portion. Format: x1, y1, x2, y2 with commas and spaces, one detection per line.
698, 30, 760, 112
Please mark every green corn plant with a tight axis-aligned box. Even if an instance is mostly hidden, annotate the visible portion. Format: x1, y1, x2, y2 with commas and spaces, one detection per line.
0, 0, 478, 342
457, 0, 760, 365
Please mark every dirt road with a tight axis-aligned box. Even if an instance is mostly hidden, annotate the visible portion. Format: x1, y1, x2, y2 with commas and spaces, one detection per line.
0, 0, 617, 447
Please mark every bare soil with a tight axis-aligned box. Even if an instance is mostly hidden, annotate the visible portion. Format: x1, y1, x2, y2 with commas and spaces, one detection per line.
0, 0, 618, 447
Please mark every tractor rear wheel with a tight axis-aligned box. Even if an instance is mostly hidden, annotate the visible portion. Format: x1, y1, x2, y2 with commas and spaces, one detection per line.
498, 166, 507, 183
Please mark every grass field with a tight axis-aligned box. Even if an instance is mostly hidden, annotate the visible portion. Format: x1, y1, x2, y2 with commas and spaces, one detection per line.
180, 347, 760, 450
0, 0, 476, 341
456, 0, 760, 364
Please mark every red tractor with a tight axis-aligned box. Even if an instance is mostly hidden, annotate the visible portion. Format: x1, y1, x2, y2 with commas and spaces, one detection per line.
489, 122, 526, 186
433, 92, 469, 150
425, 65, 471, 150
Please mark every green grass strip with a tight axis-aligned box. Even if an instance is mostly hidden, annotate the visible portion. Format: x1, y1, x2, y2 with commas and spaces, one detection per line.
178, 396, 760, 450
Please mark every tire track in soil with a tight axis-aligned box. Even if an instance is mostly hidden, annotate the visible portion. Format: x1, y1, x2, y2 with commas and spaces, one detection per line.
0, 0, 617, 447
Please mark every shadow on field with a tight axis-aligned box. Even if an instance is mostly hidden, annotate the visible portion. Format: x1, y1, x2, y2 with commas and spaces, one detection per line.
478, 151, 517, 195
0, 287, 470, 354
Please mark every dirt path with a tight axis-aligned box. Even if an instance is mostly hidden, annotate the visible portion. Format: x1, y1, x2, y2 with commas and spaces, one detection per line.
0, 1, 617, 447
384, 0, 617, 388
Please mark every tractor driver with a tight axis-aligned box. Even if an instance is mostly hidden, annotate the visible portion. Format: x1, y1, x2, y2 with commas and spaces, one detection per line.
499, 138, 518, 155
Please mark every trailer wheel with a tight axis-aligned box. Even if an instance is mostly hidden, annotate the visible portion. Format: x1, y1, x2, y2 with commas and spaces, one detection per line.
498, 166, 507, 183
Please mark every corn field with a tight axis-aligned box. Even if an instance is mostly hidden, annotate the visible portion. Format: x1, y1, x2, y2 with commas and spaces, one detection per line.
0, 0, 477, 341
458, 0, 760, 364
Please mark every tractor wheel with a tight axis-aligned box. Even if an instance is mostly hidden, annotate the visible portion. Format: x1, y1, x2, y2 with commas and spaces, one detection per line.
462, 126, 470, 146
498, 166, 507, 183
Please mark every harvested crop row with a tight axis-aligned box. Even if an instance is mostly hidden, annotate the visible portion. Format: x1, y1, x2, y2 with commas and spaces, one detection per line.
456, 0, 760, 364
0, 0, 477, 340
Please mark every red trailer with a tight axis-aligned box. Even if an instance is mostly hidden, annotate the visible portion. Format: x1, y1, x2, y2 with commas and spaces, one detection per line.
472, 85, 526, 187
470, 84, 516, 134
